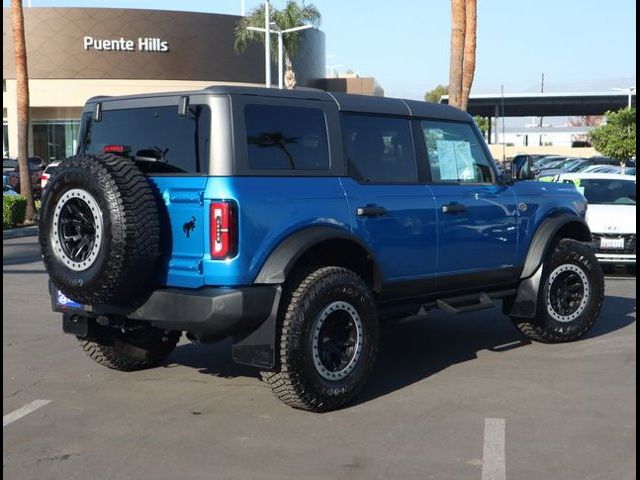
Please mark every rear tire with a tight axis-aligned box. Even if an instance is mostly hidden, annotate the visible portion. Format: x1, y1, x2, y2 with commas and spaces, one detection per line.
513, 239, 604, 343
80, 326, 180, 371
261, 266, 379, 412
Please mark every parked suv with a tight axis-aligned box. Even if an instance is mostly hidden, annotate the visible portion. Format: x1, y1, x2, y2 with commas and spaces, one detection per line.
39, 87, 604, 412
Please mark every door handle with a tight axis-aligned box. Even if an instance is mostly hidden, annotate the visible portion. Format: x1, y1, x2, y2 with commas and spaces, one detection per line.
356, 206, 387, 217
442, 203, 467, 214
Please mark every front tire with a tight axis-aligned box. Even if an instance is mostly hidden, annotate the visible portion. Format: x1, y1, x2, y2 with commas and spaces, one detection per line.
513, 239, 604, 343
261, 267, 379, 412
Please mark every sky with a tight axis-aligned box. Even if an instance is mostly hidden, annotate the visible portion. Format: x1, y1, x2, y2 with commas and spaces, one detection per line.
4, 0, 637, 100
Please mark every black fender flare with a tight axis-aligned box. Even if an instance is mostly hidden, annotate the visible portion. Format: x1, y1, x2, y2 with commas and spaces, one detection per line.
234, 226, 381, 369
520, 213, 591, 279
254, 225, 382, 290
508, 213, 592, 318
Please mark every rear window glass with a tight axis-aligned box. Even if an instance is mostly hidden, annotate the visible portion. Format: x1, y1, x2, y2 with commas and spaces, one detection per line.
81, 105, 210, 174
245, 104, 329, 170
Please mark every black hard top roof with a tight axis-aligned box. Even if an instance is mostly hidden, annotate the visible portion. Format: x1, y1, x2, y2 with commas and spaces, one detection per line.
88, 85, 471, 122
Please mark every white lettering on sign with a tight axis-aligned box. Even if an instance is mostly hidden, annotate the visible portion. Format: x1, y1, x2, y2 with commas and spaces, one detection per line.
83, 36, 169, 53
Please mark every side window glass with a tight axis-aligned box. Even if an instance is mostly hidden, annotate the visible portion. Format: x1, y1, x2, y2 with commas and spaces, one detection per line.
245, 104, 329, 170
343, 114, 417, 183
421, 121, 495, 184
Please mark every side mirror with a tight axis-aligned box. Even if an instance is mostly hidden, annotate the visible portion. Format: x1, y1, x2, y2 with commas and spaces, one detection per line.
512, 157, 535, 181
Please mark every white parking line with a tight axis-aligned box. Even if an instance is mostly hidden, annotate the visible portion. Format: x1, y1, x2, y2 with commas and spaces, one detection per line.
3, 400, 51, 427
482, 418, 506, 480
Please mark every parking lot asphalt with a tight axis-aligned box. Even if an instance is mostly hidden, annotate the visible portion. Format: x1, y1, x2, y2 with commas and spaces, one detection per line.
3, 236, 636, 480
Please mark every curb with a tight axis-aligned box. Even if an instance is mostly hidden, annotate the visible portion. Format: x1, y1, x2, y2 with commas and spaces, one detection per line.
3, 225, 39, 240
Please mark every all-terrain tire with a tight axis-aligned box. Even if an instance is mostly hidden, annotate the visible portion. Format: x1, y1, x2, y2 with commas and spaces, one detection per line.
80, 326, 180, 371
260, 266, 379, 412
39, 154, 161, 305
512, 239, 604, 343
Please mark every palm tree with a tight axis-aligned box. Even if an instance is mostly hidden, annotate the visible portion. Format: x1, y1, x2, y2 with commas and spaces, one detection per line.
448, 0, 466, 109
234, 1, 321, 89
448, 0, 477, 111
460, 0, 477, 111
10, 0, 35, 222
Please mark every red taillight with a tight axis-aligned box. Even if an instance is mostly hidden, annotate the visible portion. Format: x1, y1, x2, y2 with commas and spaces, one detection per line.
103, 144, 131, 154
210, 201, 237, 259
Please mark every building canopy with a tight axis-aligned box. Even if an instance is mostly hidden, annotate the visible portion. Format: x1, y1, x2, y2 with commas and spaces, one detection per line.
442, 91, 636, 117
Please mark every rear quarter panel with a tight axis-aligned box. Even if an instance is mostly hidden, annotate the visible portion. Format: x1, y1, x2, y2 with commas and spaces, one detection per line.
200, 176, 350, 287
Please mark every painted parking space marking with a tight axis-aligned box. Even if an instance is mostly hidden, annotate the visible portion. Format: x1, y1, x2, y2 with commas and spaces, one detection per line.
482, 417, 506, 480
3, 400, 51, 428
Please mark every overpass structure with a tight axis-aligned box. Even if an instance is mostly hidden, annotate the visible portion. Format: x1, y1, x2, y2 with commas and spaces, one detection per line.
441, 91, 636, 144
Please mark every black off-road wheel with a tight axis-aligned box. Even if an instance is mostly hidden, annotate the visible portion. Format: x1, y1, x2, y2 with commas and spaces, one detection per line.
39, 154, 161, 305
512, 239, 604, 343
261, 266, 379, 412
80, 326, 180, 372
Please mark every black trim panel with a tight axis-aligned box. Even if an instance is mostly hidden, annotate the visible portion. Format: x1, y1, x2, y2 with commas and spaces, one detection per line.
380, 266, 522, 303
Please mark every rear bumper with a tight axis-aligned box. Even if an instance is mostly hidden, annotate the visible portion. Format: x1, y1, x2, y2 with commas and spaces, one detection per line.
51, 283, 279, 336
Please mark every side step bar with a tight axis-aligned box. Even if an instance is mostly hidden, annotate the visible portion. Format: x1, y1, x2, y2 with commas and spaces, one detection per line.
436, 292, 494, 314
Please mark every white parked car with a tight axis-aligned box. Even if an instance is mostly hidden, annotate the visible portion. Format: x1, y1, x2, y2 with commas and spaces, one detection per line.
40, 161, 61, 190
555, 173, 636, 264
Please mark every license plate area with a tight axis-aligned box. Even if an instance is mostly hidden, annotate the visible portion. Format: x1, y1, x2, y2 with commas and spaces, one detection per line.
56, 290, 84, 310
600, 237, 625, 250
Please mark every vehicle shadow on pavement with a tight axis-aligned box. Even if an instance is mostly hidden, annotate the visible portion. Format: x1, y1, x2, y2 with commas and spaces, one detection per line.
353, 294, 636, 406
167, 340, 261, 380
3, 268, 47, 274
163, 294, 635, 405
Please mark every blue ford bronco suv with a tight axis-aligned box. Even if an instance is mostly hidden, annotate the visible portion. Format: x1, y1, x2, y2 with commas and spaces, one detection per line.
40, 86, 604, 412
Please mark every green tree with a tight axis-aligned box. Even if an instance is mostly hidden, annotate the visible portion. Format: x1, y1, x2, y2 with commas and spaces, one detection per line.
425, 84, 448, 103
590, 108, 636, 162
474, 115, 489, 138
234, 1, 321, 89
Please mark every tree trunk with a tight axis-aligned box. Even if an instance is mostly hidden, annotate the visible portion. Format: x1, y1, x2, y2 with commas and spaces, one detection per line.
284, 54, 297, 90
11, 0, 35, 222
460, 0, 477, 111
448, 0, 466, 109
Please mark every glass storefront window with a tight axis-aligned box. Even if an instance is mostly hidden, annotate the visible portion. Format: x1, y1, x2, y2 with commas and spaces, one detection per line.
3, 122, 8, 158
33, 120, 80, 163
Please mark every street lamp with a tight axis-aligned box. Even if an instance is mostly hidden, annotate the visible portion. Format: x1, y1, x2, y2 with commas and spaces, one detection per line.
245, 2, 272, 87
612, 87, 636, 109
247, 22, 313, 89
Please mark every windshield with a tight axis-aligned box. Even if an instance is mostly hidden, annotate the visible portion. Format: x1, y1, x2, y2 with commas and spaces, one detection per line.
575, 179, 636, 205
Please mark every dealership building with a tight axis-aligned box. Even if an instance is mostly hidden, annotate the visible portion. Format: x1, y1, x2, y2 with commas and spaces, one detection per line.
3, 7, 378, 162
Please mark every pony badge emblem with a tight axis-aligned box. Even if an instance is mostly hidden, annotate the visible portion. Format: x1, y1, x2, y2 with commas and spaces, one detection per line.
183, 217, 196, 237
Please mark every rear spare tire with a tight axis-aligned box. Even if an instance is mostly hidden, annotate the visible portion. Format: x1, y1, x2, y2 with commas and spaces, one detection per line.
39, 154, 161, 305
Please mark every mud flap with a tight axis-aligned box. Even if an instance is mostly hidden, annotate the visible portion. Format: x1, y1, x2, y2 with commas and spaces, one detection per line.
506, 265, 544, 319
231, 286, 282, 369
62, 313, 91, 338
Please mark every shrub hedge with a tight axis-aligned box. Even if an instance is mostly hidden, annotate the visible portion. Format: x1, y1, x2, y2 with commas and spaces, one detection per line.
3, 194, 27, 229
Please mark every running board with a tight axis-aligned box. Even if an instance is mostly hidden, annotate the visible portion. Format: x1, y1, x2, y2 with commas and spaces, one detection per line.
436, 293, 494, 314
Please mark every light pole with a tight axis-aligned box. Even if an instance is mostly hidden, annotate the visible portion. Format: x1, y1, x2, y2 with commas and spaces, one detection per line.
264, 1, 271, 88
247, 23, 313, 89
612, 87, 636, 109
